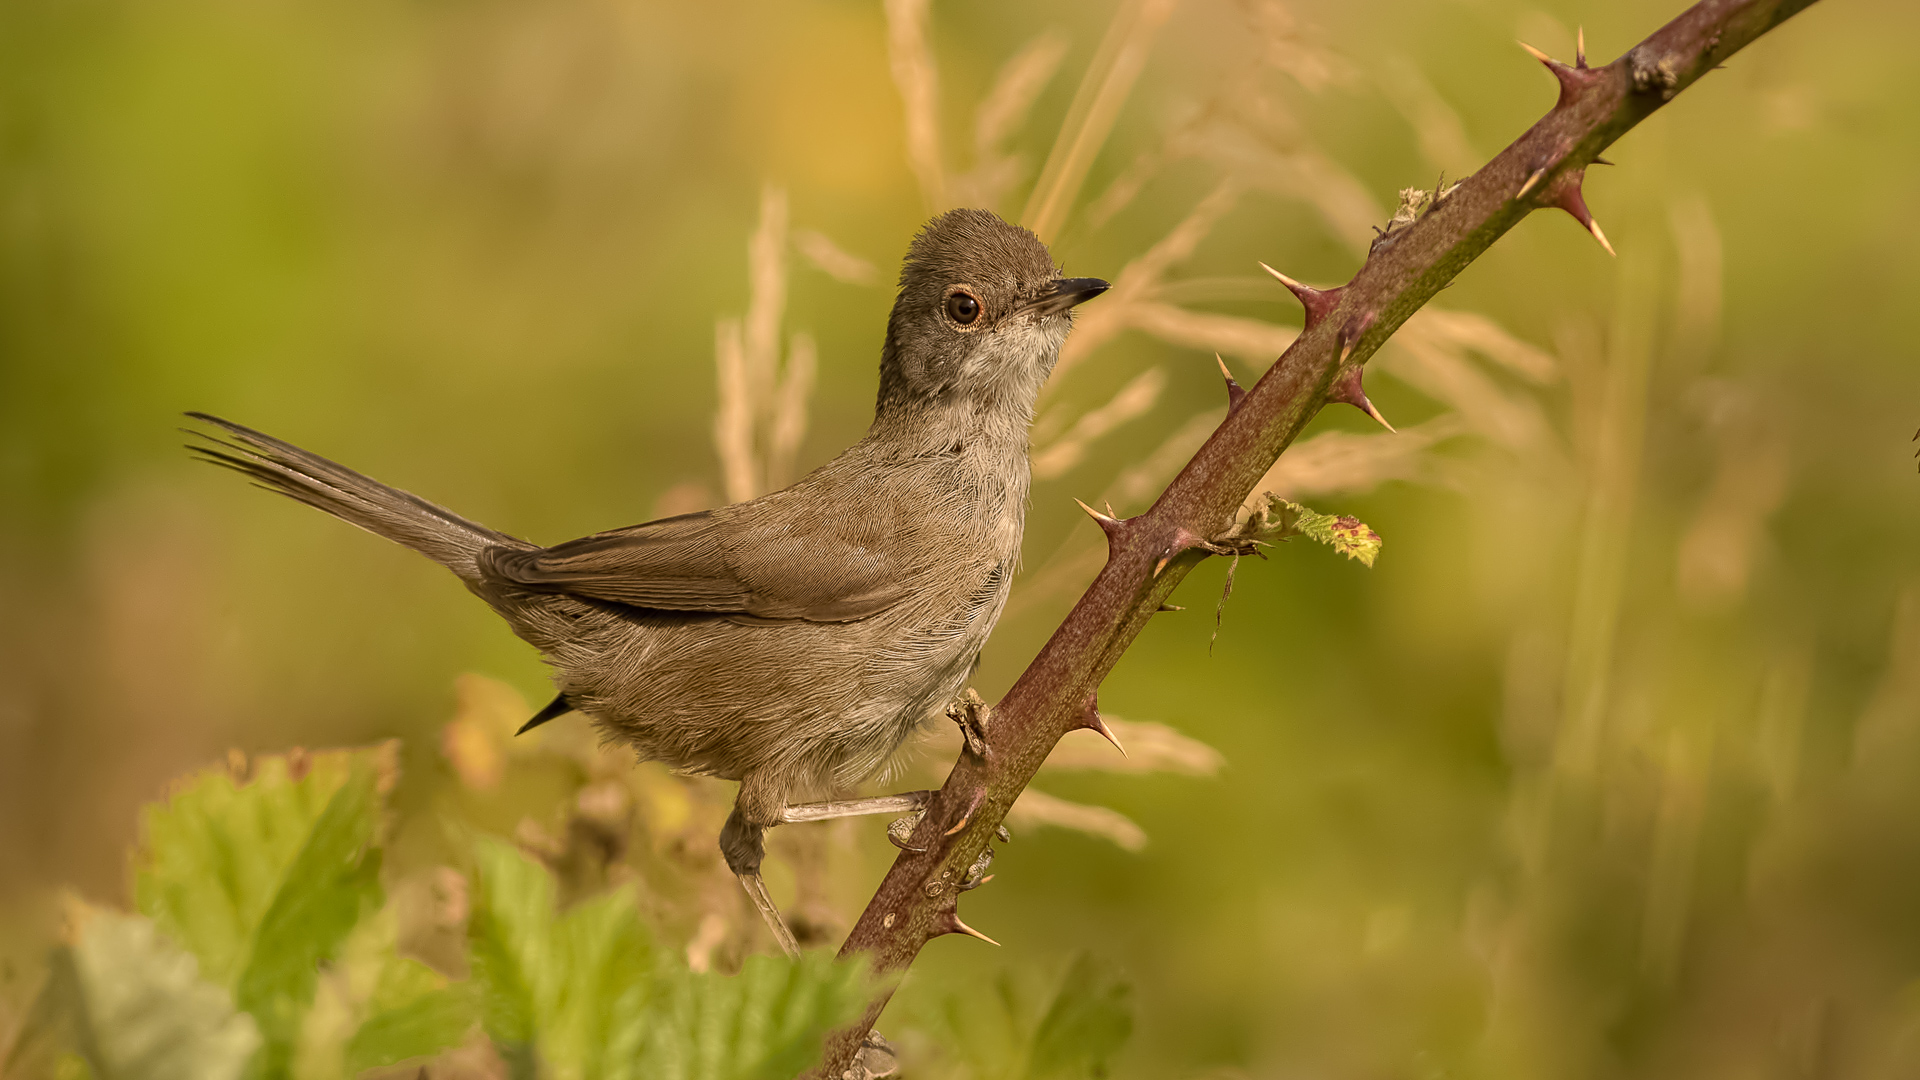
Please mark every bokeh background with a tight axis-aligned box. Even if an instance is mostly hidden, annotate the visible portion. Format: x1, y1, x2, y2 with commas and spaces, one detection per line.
4, 0, 1918, 1075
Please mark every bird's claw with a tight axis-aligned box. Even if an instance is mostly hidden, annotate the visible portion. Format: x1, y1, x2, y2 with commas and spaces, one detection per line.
887, 810, 928, 852
946, 688, 991, 757
959, 844, 996, 891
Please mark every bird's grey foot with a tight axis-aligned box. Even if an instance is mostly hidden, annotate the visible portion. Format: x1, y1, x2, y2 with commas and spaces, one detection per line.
737, 872, 801, 958
886, 809, 926, 852
779, 790, 934, 824
946, 688, 990, 757
959, 844, 995, 891
721, 807, 802, 957
843, 1031, 900, 1079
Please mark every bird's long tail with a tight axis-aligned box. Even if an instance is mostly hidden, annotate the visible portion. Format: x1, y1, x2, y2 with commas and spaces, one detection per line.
186, 412, 527, 582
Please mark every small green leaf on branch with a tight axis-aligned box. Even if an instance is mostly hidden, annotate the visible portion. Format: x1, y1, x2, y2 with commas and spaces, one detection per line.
1237, 492, 1383, 567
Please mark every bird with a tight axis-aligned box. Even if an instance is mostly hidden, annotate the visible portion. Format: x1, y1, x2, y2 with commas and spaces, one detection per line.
187, 207, 1108, 954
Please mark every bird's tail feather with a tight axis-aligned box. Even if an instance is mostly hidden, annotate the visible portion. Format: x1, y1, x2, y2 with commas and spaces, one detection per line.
186, 412, 525, 581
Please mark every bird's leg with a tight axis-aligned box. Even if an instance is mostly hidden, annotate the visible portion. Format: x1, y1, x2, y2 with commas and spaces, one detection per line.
778, 789, 934, 824
946, 688, 990, 757
720, 807, 800, 958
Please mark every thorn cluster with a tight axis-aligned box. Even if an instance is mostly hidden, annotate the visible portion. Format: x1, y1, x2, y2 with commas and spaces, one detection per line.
1510, 31, 1618, 258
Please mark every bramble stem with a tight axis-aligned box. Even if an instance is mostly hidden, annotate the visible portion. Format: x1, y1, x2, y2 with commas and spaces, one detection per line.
818, 0, 1822, 1071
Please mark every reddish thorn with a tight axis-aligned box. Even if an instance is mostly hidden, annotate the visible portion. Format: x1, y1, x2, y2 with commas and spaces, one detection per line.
944, 787, 986, 837
1258, 261, 1342, 330
1215, 353, 1248, 411
1071, 693, 1126, 755
1518, 40, 1588, 103
1327, 368, 1396, 433
937, 910, 1001, 946
1548, 173, 1616, 257
1576, 27, 1587, 69
1337, 312, 1376, 364
1073, 497, 1123, 537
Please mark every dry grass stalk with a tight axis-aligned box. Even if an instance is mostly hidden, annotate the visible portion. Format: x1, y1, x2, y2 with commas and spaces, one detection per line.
1239, 0, 1352, 92
1669, 195, 1724, 369
713, 185, 818, 501
742, 184, 789, 417
949, 33, 1070, 210
1031, 367, 1167, 480
766, 332, 818, 492
1245, 414, 1468, 504
1041, 716, 1223, 776
1022, 0, 1181, 242
1406, 308, 1558, 384
975, 33, 1070, 160
1051, 179, 1242, 382
1125, 302, 1298, 363
884, 0, 947, 211
1674, 389, 1788, 608
793, 229, 878, 286
1376, 328, 1558, 457
1376, 57, 1481, 174
712, 318, 759, 502
1006, 787, 1148, 851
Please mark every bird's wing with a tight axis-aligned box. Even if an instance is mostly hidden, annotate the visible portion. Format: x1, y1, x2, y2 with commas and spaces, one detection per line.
477, 506, 922, 622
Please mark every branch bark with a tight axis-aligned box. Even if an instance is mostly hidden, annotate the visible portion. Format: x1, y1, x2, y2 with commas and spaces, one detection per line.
821, 0, 1821, 1070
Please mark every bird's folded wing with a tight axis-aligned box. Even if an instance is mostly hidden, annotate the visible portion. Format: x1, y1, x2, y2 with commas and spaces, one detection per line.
477, 508, 918, 622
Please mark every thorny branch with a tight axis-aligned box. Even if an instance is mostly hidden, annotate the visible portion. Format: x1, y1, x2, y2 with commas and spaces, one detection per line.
819, 0, 1822, 1071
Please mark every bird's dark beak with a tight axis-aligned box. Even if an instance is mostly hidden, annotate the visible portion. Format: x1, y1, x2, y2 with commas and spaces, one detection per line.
1027, 277, 1111, 317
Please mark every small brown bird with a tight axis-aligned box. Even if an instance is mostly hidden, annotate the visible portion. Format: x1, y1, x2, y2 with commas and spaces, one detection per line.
189, 208, 1107, 952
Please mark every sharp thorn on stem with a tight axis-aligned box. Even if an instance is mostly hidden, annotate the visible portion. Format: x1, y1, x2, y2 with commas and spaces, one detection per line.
1074, 497, 1120, 528
944, 787, 986, 837
939, 912, 1001, 946
1517, 167, 1547, 200
1215, 353, 1248, 410
1157, 603, 1185, 613
1077, 693, 1127, 756
1362, 397, 1398, 433
1576, 27, 1587, 68
1586, 217, 1617, 257
1258, 261, 1340, 327
1593, 156, 1615, 166
1518, 41, 1555, 66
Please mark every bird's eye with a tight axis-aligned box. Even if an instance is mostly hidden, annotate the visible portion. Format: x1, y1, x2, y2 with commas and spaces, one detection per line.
945, 291, 981, 326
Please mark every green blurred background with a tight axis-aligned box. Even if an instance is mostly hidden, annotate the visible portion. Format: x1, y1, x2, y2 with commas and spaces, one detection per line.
3, 0, 1917, 1075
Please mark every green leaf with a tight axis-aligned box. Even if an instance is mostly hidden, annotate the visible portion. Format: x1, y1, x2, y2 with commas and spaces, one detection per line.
42, 905, 262, 1080
1021, 954, 1132, 1080
342, 983, 475, 1075
1240, 493, 1383, 567
130, 744, 396, 1079
234, 761, 385, 1076
639, 953, 873, 1080
466, 836, 871, 1080
133, 750, 365, 987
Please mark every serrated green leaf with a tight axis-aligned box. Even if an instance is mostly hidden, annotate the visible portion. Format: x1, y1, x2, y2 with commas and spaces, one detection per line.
639, 952, 873, 1080
50, 906, 262, 1080
467, 836, 870, 1080
235, 761, 385, 1076
1240, 493, 1383, 567
342, 984, 476, 1075
1021, 954, 1132, 1080
133, 751, 362, 987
